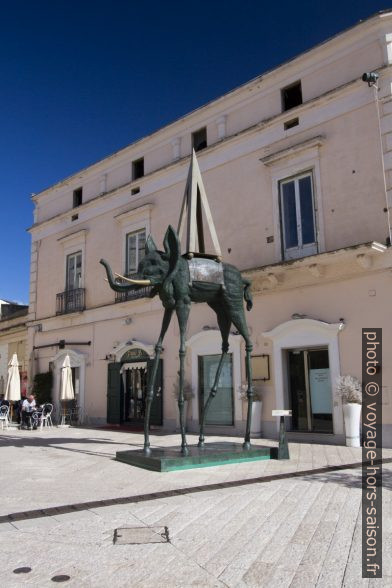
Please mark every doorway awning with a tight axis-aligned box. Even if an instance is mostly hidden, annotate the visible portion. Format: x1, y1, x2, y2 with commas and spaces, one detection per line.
120, 362, 147, 374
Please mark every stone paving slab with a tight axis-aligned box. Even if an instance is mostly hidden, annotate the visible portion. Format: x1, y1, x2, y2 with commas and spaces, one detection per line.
0, 427, 390, 586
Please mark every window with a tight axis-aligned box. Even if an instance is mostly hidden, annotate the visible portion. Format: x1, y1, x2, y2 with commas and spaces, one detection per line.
66, 251, 82, 290
192, 127, 207, 152
279, 172, 317, 260
281, 81, 302, 112
132, 157, 144, 181
73, 187, 83, 208
126, 229, 146, 275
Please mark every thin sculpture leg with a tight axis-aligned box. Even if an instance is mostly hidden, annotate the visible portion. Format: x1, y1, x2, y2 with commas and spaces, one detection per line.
230, 309, 254, 450
198, 305, 231, 447
144, 308, 173, 455
243, 341, 254, 449
198, 349, 227, 448
176, 301, 191, 454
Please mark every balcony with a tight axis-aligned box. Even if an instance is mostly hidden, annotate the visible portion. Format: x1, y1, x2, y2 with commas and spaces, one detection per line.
114, 276, 152, 303
56, 288, 85, 315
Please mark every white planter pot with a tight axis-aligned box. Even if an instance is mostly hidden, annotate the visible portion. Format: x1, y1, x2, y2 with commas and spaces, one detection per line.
250, 401, 262, 435
343, 403, 361, 447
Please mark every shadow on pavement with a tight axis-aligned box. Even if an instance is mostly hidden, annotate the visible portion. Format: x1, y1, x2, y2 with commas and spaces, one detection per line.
0, 432, 145, 459
1, 456, 390, 526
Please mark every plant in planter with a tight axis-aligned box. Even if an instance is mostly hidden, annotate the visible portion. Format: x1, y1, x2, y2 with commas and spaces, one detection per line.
336, 375, 362, 447
239, 383, 263, 436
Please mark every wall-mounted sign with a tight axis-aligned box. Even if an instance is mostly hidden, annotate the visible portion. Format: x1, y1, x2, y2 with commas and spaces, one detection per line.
272, 409, 292, 417
121, 348, 149, 362
250, 354, 270, 381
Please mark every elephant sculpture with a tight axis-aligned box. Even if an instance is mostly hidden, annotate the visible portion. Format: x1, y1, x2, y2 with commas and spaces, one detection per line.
101, 225, 254, 455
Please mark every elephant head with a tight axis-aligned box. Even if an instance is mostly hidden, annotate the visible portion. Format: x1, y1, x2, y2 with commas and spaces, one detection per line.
100, 225, 181, 303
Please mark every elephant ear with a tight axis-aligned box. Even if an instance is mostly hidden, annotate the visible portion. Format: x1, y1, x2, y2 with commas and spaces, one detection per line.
163, 225, 181, 273
145, 234, 157, 255
161, 225, 181, 306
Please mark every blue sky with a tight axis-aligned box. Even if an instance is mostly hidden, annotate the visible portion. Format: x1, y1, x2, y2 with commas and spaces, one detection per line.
0, 0, 388, 303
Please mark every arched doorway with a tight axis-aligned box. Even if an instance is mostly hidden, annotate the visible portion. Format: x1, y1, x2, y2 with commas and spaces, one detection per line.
106, 341, 163, 426
263, 318, 344, 436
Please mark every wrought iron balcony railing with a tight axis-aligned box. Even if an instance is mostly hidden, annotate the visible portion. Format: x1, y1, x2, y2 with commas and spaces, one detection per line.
56, 288, 85, 315
114, 275, 152, 303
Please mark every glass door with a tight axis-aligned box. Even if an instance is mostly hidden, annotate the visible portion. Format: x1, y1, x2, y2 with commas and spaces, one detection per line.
66, 252, 82, 290
199, 354, 233, 426
288, 348, 333, 433
280, 173, 317, 260
308, 349, 333, 433
124, 367, 147, 422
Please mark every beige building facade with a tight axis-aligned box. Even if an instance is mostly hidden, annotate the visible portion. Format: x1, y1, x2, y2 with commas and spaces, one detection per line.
28, 13, 392, 445
0, 302, 29, 397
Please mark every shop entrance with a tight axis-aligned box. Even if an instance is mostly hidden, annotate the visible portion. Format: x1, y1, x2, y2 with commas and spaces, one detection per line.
122, 363, 148, 423
288, 347, 333, 433
106, 349, 162, 426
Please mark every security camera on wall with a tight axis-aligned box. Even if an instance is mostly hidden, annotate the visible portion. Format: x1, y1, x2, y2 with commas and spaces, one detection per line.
362, 71, 379, 87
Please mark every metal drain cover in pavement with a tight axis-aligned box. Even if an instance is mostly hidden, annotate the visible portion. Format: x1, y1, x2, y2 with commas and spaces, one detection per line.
114, 526, 169, 545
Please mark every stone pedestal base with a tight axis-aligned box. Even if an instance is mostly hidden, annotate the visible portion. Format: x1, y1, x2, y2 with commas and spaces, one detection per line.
116, 442, 275, 472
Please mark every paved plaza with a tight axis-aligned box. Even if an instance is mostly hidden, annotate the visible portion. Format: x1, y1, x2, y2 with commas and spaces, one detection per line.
0, 427, 391, 587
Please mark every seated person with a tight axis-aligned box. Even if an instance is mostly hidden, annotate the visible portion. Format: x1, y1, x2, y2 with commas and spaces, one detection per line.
21, 394, 37, 429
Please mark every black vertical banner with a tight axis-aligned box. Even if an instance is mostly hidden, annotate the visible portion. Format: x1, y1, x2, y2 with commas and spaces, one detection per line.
362, 329, 382, 578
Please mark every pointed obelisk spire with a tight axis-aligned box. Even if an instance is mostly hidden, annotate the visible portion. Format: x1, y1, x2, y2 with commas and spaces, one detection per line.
177, 150, 222, 259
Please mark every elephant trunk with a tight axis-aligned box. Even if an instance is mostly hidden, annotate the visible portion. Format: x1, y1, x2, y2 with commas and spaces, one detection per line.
100, 259, 149, 292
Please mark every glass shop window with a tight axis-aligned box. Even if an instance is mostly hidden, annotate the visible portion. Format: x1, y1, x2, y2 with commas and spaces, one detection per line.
198, 354, 233, 426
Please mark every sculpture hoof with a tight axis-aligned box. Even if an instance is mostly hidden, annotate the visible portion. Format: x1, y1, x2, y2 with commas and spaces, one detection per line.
143, 446, 152, 456
181, 446, 189, 456
197, 440, 205, 449
242, 441, 251, 450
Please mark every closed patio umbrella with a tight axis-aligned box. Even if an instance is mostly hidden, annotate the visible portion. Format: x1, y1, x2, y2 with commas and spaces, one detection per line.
5, 353, 21, 421
60, 355, 74, 424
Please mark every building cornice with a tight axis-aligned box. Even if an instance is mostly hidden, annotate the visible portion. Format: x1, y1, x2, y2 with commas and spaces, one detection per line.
260, 135, 325, 166
57, 228, 88, 244
0, 320, 28, 334
114, 203, 154, 225
243, 242, 391, 294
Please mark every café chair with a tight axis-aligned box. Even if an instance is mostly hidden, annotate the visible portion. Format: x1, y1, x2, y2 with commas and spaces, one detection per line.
40, 403, 54, 430
0, 405, 10, 430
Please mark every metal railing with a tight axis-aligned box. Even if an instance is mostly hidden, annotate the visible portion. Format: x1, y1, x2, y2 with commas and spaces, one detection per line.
114, 275, 152, 303
56, 288, 85, 315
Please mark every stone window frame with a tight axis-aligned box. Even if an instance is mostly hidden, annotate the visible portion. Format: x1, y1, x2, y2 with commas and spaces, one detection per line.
263, 137, 326, 262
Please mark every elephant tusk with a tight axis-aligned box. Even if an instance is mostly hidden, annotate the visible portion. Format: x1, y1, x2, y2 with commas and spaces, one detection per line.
114, 272, 152, 286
